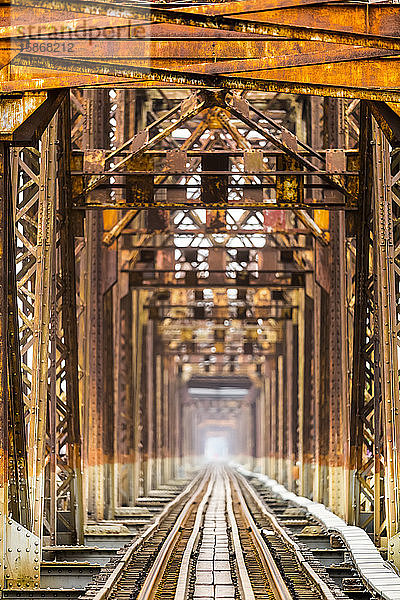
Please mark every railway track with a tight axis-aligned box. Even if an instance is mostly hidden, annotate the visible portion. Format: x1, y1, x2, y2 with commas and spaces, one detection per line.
83, 467, 350, 600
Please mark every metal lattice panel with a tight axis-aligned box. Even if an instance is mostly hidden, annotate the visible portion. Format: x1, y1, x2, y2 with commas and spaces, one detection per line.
11, 105, 83, 547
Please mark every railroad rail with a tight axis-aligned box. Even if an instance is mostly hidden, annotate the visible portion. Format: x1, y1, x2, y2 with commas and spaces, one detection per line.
237, 466, 400, 600
82, 467, 358, 600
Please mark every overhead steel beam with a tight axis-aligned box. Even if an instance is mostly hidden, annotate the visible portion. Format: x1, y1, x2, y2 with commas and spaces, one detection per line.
8, 0, 400, 50
7, 54, 400, 101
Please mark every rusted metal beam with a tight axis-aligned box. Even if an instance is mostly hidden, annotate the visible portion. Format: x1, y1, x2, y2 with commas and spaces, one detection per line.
76, 200, 354, 210
8, 0, 400, 51
28, 116, 58, 540
323, 98, 349, 521
370, 101, 400, 146
349, 102, 379, 538
57, 96, 84, 545
372, 121, 400, 542
1, 138, 41, 590
0, 141, 8, 591
81, 89, 111, 522
81, 91, 207, 199
0, 91, 65, 143
8, 40, 397, 65
7, 53, 400, 101
103, 210, 140, 246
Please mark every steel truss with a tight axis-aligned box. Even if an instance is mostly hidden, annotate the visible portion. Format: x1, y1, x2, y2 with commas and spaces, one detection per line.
346, 105, 400, 556
2, 81, 400, 590
3, 0, 400, 101
0, 94, 84, 589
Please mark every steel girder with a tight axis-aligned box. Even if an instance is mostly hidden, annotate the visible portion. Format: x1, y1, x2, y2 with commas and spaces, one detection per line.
0, 94, 84, 591
3, 1, 400, 100
3, 81, 400, 588
71, 90, 357, 211
349, 108, 400, 550
12, 108, 83, 552
372, 121, 400, 546
0, 140, 40, 591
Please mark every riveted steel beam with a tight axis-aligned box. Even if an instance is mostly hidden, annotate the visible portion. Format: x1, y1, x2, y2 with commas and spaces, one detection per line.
0, 140, 41, 592
28, 116, 58, 540
349, 102, 378, 537
372, 121, 400, 543
8, 53, 400, 101
56, 97, 84, 545
0, 91, 65, 143
7, 0, 400, 51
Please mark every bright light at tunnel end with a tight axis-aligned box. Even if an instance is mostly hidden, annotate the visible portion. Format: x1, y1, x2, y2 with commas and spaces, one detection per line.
203, 435, 230, 463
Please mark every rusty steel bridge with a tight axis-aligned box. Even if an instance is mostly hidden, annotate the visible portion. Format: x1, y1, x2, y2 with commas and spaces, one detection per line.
1, 0, 400, 597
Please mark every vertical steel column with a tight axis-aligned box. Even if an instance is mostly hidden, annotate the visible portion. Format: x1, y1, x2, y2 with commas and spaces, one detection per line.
112, 89, 136, 509
324, 98, 349, 519
0, 142, 8, 590
144, 321, 155, 494
307, 294, 315, 494
310, 96, 327, 506
0, 142, 40, 591
0, 145, 7, 587
155, 354, 163, 486
28, 117, 58, 540
296, 289, 306, 495
57, 97, 84, 545
256, 370, 266, 474
285, 320, 295, 492
298, 291, 314, 498
349, 108, 400, 547
277, 349, 286, 486
291, 311, 300, 492
349, 102, 378, 535
372, 121, 400, 540
263, 363, 272, 476
320, 287, 332, 507
168, 361, 178, 479
103, 287, 115, 519
116, 291, 134, 506
166, 358, 174, 482
84, 208, 105, 520
328, 207, 348, 518
9, 101, 86, 582
161, 356, 168, 483
268, 357, 277, 480
132, 289, 146, 500
82, 89, 110, 521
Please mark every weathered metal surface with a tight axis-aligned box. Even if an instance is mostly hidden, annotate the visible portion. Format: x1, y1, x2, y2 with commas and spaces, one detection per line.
26, 116, 58, 540
0, 1, 399, 98
0, 135, 40, 591
349, 102, 379, 540
69, 91, 358, 214
0, 141, 10, 590
81, 89, 110, 523
7, 0, 400, 48
56, 97, 84, 545
2, 28, 400, 591
372, 122, 400, 542
0, 94, 46, 138
5, 519, 40, 590
325, 99, 349, 521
